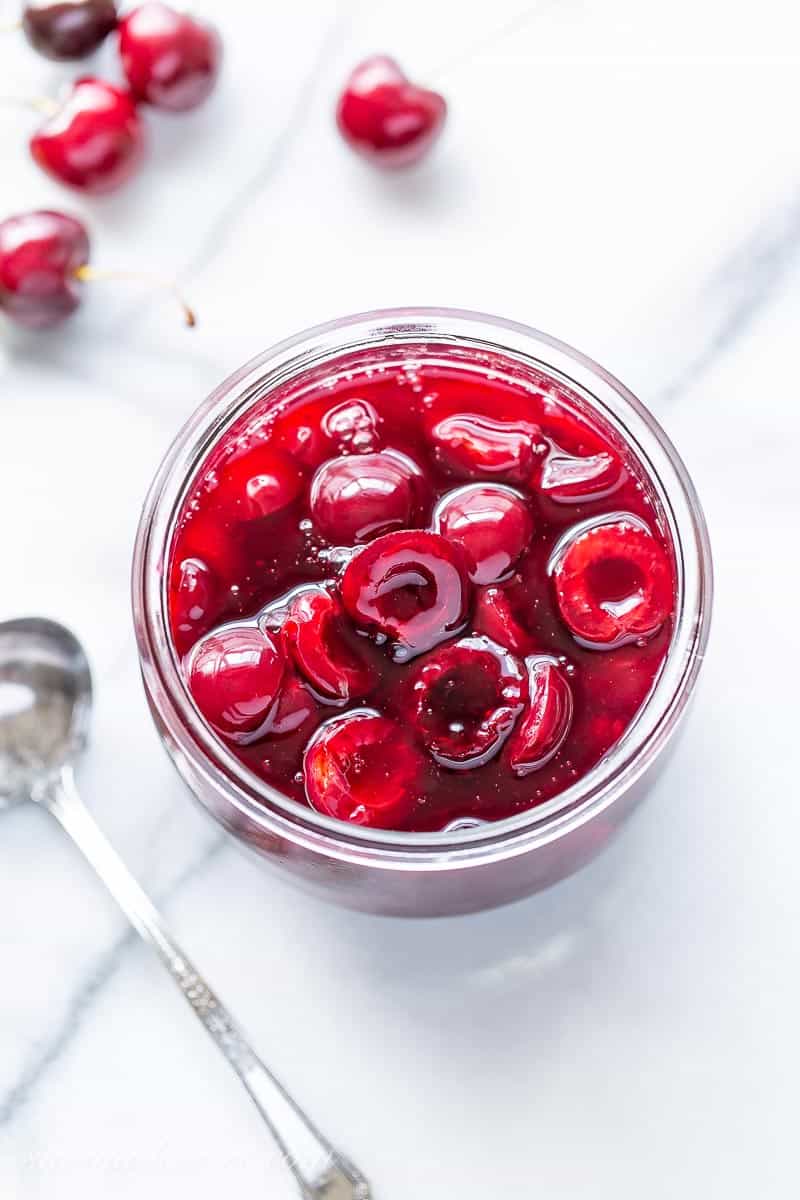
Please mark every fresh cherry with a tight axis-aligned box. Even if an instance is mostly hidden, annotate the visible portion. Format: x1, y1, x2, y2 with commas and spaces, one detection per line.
118, 2, 222, 112
310, 450, 425, 545
283, 587, 374, 703
539, 449, 624, 503
473, 579, 538, 656
303, 710, 426, 827
336, 55, 447, 167
0, 207, 195, 330
405, 636, 526, 769
211, 445, 304, 526
22, 1, 118, 61
429, 412, 544, 484
170, 556, 218, 656
552, 517, 673, 647
0, 210, 88, 329
187, 623, 285, 741
434, 484, 533, 584
508, 657, 573, 775
341, 529, 471, 662
30, 77, 144, 194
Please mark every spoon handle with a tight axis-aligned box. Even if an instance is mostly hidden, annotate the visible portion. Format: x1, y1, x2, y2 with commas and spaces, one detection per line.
46, 766, 370, 1200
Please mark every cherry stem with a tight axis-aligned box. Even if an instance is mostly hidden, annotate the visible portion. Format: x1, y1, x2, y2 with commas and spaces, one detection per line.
73, 266, 197, 328
0, 94, 59, 117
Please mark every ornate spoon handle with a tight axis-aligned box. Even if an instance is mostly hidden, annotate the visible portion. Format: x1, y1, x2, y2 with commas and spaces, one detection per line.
45, 766, 370, 1200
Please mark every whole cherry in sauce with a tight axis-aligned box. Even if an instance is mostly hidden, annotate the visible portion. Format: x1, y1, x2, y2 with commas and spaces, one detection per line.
341, 529, 471, 662
405, 636, 526, 769
170, 355, 676, 832
187, 624, 284, 741
22, 1, 118, 60
551, 518, 673, 647
282, 587, 374, 704
336, 55, 447, 167
30, 76, 144, 194
310, 450, 426, 545
304, 711, 428, 827
118, 3, 222, 112
434, 484, 533, 584
508, 657, 573, 776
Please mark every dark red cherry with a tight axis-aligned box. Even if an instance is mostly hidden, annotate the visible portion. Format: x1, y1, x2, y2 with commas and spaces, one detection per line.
0, 210, 88, 329
187, 624, 285, 741
211, 445, 304, 526
266, 666, 318, 738
341, 529, 471, 662
272, 397, 383, 470
303, 711, 426, 827
118, 3, 222, 112
30, 77, 145, 194
539, 449, 624, 503
537, 394, 608, 456
169, 556, 218, 656
429, 412, 544, 484
434, 484, 533, 584
405, 636, 526, 769
322, 397, 383, 454
310, 450, 424, 545
508, 657, 573, 775
473, 581, 537, 657
336, 55, 447, 168
283, 587, 374, 703
22, 1, 118, 61
552, 518, 673, 647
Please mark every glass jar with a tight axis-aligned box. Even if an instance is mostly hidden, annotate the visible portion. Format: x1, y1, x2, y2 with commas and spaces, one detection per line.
132, 308, 712, 916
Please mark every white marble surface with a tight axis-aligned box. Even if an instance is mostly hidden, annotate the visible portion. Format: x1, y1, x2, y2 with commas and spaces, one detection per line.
1, 1, 799, 1196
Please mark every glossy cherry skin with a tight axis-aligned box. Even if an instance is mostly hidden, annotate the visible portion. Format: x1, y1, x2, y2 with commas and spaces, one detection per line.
211, 445, 304, 526
552, 518, 673, 647
30, 77, 145, 194
283, 587, 374, 703
170, 556, 218, 656
508, 657, 573, 775
341, 530, 471, 662
473, 581, 538, 656
429, 412, 543, 484
336, 55, 447, 168
22, 1, 118, 61
273, 397, 383, 469
0, 210, 88, 329
303, 711, 426, 827
539, 449, 624, 504
187, 624, 285, 741
405, 636, 526, 769
266, 666, 318, 739
434, 484, 533, 584
118, 2, 222, 112
311, 450, 424, 545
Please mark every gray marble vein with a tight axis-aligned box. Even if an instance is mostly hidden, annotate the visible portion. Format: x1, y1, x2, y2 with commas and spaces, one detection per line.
0, 833, 227, 1130
177, 4, 353, 288
658, 194, 800, 405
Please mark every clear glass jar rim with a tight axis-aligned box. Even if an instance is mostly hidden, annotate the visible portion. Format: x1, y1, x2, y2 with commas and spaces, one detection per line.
132, 307, 713, 870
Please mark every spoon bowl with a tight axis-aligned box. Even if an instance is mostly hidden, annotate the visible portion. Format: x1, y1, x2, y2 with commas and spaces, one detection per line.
0, 614, 370, 1198
0, 616, 91, 807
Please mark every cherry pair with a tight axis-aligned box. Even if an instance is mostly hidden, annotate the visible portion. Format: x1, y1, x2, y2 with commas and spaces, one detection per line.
19, 3, 221, 194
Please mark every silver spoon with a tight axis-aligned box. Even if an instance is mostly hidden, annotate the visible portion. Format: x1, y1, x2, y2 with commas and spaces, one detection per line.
0, 617, 370, 1200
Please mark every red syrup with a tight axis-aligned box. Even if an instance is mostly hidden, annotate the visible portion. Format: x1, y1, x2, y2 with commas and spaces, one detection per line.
167, 351, 676, 832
